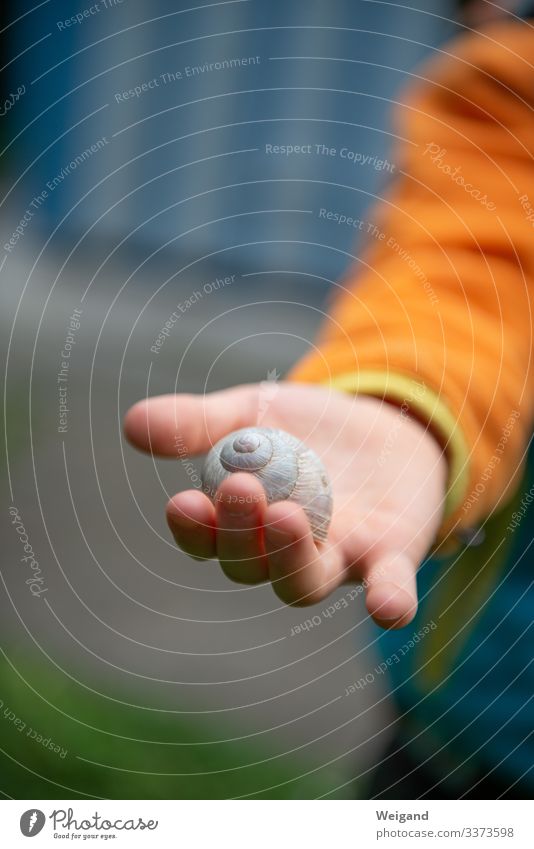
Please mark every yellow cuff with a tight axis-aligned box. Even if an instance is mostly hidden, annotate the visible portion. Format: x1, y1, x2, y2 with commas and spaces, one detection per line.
330, 370, 470, 522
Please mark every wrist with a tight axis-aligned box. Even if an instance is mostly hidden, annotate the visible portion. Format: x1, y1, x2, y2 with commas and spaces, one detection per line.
326, 370, 469, 529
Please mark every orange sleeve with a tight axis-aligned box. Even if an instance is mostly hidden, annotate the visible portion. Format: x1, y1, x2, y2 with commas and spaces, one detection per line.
289, 21, 534, 539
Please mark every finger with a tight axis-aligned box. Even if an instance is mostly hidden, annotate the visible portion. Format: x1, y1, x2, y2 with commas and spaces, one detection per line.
363, 551, 418, 629
215, 474, 269, 585
264, 502, 344, 606
123, 385, 260, 457
166, 490, 216, 560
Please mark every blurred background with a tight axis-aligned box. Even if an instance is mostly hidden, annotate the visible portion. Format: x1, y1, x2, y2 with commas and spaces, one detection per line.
0, 0, 480, 799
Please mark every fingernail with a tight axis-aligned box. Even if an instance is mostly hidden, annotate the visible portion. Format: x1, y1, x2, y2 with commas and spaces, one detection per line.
368, 584, 415, 621
220, 497, 258, 516
266, 527, 295, 546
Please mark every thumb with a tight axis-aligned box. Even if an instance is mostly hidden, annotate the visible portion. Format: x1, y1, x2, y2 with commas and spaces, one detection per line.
363, 551, 419, 629
124, 384, 261, 457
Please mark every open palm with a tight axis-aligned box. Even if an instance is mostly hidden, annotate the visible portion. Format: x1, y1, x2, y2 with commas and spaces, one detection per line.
124, 382, 447, 629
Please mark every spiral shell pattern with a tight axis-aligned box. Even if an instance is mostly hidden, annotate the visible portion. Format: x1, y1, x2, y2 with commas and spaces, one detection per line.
201, 427, 332, 542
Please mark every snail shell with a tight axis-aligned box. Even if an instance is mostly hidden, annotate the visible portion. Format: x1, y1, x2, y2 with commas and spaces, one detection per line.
201, 427, 333, 542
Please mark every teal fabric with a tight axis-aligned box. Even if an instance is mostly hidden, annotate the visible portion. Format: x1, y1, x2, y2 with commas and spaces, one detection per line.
376, 440, 534, 793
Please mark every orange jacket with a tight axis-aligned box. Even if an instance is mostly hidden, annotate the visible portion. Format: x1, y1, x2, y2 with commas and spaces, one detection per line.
290, 21, 534, 544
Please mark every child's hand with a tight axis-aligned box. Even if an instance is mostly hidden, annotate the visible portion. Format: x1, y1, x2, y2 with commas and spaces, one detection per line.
124, 383, 447, 629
